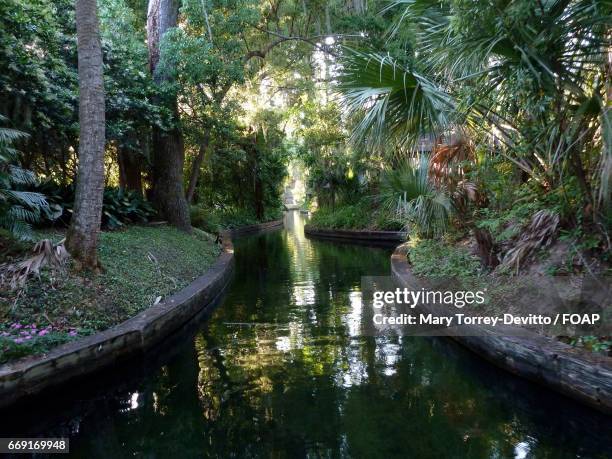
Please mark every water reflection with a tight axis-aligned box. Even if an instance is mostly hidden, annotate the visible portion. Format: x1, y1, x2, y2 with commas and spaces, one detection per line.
4, 211, 611, 458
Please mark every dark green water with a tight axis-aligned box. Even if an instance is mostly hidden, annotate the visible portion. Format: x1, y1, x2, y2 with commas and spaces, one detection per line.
3, 211, 611, 458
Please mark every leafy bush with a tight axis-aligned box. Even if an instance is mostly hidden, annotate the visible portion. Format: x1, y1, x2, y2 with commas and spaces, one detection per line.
475, 198, 541, 243
564, 335, 611, 356
379, 157, 452, 237
29, 182, 156, 230
407, 238, 481, 277
102, 188, 156, 229
30, 180, 73, 225
309, 198, 404, 231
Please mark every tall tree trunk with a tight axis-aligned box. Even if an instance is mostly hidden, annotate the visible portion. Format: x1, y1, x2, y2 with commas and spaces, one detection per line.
186, 133, 211, 204
147, 0, 191, 231
118, 145, 143, 194
65, 0, 106, 270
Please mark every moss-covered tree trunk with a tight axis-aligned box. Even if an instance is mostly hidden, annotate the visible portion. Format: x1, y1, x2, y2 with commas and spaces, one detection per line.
147, 0, 191, 231
65, 0, 106, 270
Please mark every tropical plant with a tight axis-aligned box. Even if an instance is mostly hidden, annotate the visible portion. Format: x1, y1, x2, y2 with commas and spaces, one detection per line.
309, 198, 404, 231
337, 48, 452, 151
102, 188, 156, 229
21, 182, 156, 230
337, 0, 611, 245
379, 156, 452, 237
0, 116, 51, 240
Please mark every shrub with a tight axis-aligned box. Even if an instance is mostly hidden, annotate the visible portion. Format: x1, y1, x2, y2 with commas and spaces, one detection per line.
102, 188, 156, 229
30, 183, 156, 230
379, 157, 452, 237
408, 238, 481, 277
309, 198, 404, 231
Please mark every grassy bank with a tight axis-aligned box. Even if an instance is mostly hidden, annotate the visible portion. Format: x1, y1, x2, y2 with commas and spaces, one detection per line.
308, 199, 404, 231
0, 225, 220, 364
405, 237, 611, 355
190, 206, 283, 234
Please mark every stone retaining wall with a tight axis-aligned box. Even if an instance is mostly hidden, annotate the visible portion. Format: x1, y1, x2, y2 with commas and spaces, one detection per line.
391, 242, 612, 415
304, 226, 407, 243
0, 238, 235, 408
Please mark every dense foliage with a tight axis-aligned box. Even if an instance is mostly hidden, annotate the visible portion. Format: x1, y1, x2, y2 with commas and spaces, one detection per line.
1, 0, 608, 269
0, 225, 219, 362
1, 0, 318, 240
0, 117, 52, 239
318, 0, 611, 273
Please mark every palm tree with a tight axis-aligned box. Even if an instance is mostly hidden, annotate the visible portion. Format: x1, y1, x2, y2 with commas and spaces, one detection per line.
337, 48, 453, 152
65, 0, 106, 270
337, 0, 610, 232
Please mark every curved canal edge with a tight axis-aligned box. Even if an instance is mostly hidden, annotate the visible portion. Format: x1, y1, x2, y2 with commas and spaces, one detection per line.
391, 242, 612, 415
0, 220, 284, 409
224, 219, 284, 237
304, 225, 407, 243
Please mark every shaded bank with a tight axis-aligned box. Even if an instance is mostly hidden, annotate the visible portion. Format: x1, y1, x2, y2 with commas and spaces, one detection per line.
304, 225, 406, 244
1, 211, 609, 457
391, 242, 612, 415
0, 218, 286, 408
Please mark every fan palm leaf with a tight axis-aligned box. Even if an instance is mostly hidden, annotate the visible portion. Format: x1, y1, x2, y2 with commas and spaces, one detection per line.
379, 156, 452, 236
336, 48, 453, 150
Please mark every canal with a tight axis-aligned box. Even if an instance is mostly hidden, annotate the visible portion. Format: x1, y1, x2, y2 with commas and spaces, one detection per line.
2, 211, 611, 458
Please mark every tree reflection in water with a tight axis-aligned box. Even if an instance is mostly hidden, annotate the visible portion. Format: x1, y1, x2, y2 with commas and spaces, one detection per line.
21, 211, 612, 458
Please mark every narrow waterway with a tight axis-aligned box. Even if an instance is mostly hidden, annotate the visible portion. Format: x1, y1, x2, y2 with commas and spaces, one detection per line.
3, 211, 611, 458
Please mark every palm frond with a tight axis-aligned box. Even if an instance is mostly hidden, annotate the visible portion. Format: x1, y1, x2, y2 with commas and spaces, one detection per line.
8, 165, 38, 186
502, 210, 560, 270
0, 239, 70, 289
0, 217, 33, 241
2, 190, 49, 209
7, 205, 40, 223
0, 127, 28, 145
0, 117, 50, 240
378, 156, 452, 236
0, 114, 29, 147
336, 48, 453, 150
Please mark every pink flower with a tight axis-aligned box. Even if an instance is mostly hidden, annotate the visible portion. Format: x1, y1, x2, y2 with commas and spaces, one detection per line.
13, 338, 24, 344
68, 330, 78, 337
38, 330, 49, 336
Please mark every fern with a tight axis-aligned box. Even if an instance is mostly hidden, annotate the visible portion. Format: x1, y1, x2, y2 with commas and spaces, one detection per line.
0, 115, 51, 240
